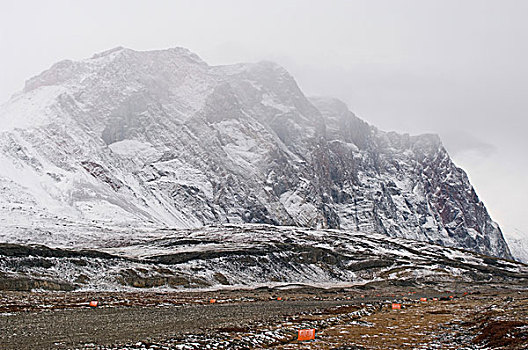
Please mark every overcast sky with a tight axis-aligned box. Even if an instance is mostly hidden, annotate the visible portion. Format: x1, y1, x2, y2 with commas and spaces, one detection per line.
1, 0, 527, 236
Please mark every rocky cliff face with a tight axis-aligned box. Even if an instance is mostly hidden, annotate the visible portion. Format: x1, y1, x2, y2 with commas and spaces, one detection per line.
0, 47, 512, 259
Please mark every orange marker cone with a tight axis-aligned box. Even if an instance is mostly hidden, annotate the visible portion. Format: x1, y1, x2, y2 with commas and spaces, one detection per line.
298, 328, 316, 341
89, 300, 98, 308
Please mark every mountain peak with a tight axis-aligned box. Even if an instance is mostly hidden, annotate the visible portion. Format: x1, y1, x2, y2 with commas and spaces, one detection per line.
23, 46, 207, 94
89, 45, 205, 62
90, 46, 128, 59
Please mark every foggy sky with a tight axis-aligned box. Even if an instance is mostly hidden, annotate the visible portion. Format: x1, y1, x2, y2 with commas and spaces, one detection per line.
1, 0, 527, 236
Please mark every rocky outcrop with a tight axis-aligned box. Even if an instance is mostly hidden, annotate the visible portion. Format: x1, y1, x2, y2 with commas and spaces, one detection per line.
0, 225, 525, 291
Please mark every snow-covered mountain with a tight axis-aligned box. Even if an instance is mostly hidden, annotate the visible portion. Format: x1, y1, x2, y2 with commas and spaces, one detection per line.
0, 47, 512, 259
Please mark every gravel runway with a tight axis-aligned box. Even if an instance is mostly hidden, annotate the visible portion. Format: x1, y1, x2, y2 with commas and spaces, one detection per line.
2, 287, 527, 349
1, 300, 352, 349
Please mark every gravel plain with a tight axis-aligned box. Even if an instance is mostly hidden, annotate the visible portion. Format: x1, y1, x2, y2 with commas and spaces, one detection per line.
1, 286, 527, 349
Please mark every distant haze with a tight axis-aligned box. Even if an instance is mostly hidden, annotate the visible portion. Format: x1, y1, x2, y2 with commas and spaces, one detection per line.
1, 0, 527, 237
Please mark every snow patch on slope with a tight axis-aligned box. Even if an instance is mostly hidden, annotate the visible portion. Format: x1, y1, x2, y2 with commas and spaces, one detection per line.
109, 139, 158, 165
0, 86, 65, 132
280, 190, 318, 226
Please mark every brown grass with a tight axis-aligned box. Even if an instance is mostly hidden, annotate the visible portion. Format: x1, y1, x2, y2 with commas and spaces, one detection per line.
473, 320, 528, 348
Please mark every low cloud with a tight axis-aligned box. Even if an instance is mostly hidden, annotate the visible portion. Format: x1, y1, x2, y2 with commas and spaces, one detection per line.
440, 130, 496, 158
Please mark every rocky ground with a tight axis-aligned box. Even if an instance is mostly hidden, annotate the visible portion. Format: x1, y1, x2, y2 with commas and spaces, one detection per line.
1, 285, 527, 350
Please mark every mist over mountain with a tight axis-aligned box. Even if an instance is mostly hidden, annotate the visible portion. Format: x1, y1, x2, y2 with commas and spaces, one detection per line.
503, 227, 528, 263
0, 47, 512, 260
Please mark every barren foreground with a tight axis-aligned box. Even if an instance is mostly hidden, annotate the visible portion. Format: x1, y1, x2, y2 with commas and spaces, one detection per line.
1, 286, 527, 350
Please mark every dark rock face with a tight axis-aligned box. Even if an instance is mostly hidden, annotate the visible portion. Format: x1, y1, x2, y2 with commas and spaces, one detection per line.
0, 47, 511, 259
305, 98, 512, 259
